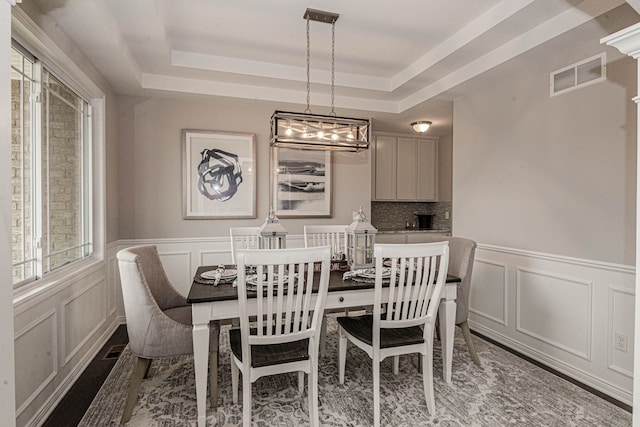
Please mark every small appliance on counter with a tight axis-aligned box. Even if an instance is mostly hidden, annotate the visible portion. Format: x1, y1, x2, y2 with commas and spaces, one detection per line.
414, 213, 433, 230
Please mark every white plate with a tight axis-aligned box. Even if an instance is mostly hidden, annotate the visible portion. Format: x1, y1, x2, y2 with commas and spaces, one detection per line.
357, 268, 391, 279
201, 268, 237, 280
246, 274, 289, 286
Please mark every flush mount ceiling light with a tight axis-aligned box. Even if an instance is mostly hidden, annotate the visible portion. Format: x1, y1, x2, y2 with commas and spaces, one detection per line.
270, 8, 370, 152
411, 121, 432, 134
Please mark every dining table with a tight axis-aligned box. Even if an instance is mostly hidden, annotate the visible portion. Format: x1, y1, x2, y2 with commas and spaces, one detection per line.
187, 265, 460, 427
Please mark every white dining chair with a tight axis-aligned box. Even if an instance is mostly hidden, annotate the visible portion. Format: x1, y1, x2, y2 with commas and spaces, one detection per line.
337, 241, 450, 427
303, 225, 348, 260
229, 226, 261, 264
231, 246, 332, 427
303, 225, 349, 357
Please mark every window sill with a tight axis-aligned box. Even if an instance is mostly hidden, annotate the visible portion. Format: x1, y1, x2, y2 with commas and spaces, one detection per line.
13, 256, 105, 307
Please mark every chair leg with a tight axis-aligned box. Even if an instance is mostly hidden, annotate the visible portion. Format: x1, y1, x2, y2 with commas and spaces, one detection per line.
143, 359, 153, 379
338, 327, 347, 384
242, 369, 252, 427
121, 357, 151, 424
373, 353, 381, 427
319, 316, 328, 358
393, 356, 399, 375
309, 358, 320, 427
422, 350, 435, 415
231, 356, 239, 404
209, 351, 219, 409
459, 322, 481, 365
298, 371, 304, 394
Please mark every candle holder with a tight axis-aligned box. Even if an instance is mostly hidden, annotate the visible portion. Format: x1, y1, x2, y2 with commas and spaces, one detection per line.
346, 206, 377, 271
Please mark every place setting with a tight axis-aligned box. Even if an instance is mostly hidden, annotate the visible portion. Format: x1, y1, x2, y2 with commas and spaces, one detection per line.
194, 265, 238, 286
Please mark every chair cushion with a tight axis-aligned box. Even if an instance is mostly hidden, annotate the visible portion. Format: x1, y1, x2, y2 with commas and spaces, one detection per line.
229, 328, 309, 368
337, 314, 424, 349
163, 306, 192, 325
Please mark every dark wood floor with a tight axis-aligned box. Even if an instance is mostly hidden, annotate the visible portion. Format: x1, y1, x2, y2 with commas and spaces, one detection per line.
42, 325, 129, 427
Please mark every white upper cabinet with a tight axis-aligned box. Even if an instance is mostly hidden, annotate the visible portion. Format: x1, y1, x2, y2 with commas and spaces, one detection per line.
373, 135, 397, 200
372, 133, 438, 201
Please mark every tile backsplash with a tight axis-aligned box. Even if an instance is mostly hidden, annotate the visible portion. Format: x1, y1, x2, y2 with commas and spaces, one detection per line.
371, 201, 452, 231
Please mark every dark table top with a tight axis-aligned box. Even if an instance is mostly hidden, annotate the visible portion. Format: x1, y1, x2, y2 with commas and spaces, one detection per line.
187, 265, 460, 304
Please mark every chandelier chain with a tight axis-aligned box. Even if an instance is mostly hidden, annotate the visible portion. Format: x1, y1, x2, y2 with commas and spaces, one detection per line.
330, 20, 336, 116
305, 16, 311, 114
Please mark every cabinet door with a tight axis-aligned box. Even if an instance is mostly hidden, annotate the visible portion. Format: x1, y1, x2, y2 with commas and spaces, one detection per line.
416, 139, 437, 201
396, 138, 417, 200
374, 136, 397, 200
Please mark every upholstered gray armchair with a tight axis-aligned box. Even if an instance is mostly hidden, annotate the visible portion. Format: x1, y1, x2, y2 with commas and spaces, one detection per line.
117, 245, 221, 424
420, 235, 480, 365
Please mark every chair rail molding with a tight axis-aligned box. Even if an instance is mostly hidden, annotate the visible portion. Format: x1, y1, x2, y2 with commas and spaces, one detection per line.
602, 21, 640, 424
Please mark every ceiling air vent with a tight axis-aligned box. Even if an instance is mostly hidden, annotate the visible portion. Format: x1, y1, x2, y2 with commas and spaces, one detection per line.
550, 53, 606, 97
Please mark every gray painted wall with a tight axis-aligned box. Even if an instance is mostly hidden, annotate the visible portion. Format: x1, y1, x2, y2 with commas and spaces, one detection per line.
452, 10, 637, 265
117, 96, 372, 238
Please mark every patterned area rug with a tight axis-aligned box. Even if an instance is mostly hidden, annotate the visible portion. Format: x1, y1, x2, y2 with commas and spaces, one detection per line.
80, 317, 631, 426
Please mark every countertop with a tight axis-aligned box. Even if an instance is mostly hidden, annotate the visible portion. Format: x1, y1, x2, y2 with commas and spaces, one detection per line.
376, 228, 451, 234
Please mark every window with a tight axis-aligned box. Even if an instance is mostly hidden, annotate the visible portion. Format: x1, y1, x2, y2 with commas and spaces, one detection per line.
11, 42, 92, 287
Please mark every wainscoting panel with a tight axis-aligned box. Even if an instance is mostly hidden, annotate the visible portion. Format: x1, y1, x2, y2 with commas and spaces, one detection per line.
608, 285, 634, 377
199, 249, 233, 271
469, 258, 508, 326
107, 256, 119, 318
469, 244, 635, 405
516, 267, 592, 360
157, 251, 192, 297
62, 278, 107, 364
13, 256, 122, 427
14, 310, 58, 417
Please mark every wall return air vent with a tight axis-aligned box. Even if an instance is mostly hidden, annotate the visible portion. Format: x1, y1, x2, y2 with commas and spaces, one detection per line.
550, 53, 606, 97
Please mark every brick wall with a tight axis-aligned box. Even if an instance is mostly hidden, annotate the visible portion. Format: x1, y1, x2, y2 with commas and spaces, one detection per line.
11, 78, 84, 282
43, 81, 83, 271
11, 79, 33, 282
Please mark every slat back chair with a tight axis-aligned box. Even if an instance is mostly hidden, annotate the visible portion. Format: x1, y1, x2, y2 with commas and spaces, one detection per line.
337, 241, 449, 427
229, 226, 261, 264
303, 224, 348, 259
303, 224, 349, 356
230, 246, 332, 427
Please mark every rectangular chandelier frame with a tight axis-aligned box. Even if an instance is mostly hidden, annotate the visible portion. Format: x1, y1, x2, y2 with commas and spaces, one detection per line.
270, 110, 370, 152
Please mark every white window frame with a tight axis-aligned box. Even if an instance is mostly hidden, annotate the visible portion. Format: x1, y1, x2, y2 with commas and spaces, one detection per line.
11, 8, 105, 296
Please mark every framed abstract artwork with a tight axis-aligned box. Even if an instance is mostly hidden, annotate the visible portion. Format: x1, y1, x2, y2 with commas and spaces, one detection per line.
182, 129, 256, 219
271, 147, 332, 218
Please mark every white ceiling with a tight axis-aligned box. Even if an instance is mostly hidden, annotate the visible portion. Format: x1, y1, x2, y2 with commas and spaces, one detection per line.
26, 0, 634, 135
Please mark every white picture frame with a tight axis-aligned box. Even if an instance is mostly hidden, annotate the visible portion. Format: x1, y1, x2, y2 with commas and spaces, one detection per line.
182, 129, 256, 219
271, 147, 332, 218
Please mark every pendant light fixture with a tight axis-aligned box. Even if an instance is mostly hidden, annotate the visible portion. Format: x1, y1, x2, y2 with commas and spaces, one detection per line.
270, 9, 370, 152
